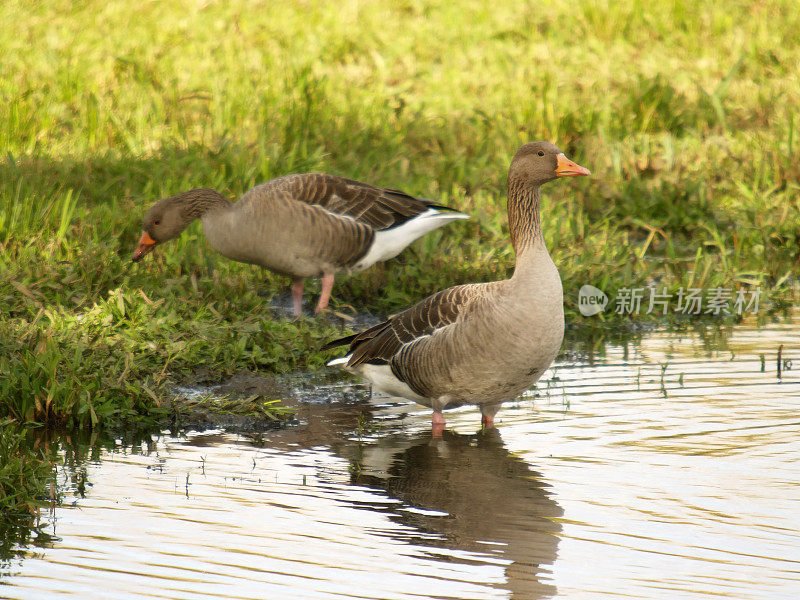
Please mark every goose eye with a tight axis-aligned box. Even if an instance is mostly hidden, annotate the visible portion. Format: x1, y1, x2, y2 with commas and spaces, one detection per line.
537, 150, 545, 157
154, 219, 161, 226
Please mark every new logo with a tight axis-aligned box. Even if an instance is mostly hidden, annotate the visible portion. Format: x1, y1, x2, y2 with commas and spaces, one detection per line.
578, 284, 608, 316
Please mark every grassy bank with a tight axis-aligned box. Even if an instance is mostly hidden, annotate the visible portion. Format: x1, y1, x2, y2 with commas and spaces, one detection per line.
1, 0, 799, 428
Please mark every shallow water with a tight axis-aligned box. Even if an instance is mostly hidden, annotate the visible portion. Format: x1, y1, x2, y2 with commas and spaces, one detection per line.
2, 316, 799, 599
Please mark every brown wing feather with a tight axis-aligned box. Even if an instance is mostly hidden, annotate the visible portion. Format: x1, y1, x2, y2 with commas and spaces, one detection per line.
325, 284, 476, 367
285, 173, 457, 230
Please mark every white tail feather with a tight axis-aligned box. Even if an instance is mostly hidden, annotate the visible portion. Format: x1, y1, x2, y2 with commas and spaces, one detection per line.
326, 355, 351, 367
353, 209, 468, 271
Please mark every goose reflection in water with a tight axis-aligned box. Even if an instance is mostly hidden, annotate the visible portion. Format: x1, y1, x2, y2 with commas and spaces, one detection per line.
231, 390, 562, 598
342, 429, 562, 599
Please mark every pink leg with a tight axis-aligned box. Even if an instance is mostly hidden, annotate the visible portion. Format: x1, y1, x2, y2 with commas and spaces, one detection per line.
432, 410, 446, 437
291, 279, 304, 318
315, 273, 335, 314
481, 404, 500, 429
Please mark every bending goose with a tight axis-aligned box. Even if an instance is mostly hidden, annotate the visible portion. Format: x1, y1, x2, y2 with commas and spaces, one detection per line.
325, 141, 590, 432
131, 174, 468, 316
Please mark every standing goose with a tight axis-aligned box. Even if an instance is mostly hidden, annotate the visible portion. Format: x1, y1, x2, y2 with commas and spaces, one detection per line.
131, 174, 468, 316
325, 142, 590, 432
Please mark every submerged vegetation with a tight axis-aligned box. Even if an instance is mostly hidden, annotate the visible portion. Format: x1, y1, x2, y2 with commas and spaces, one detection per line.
0, 422, 56, 560
0, 425, 162, 567
1, 0, 799, 429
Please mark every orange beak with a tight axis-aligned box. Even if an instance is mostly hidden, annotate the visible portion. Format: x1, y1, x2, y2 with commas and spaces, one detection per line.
555, 153, 591, 177
132, 231, 157, 262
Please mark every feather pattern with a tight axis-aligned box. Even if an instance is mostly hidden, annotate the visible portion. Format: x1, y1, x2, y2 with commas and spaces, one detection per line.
275, 173, 459, 230
334, 284, 478, 367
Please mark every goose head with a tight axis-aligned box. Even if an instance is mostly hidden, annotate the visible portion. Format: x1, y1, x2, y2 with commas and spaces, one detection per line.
132, 188, 227, 262
508, 141, 591, 189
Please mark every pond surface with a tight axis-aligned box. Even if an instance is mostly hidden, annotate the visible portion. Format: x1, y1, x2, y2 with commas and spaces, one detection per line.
2, 316, 799, 599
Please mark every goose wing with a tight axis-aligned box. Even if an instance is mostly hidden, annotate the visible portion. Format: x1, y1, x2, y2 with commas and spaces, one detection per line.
325, 284, 482, 367
284, 173, 461, 230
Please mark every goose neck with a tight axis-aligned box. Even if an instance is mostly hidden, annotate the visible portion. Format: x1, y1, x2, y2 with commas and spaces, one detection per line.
180, 188, 232, 221
507, 181, 545, 268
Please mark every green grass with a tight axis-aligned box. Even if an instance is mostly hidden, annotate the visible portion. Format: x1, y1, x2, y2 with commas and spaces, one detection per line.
1, 0, 799, 428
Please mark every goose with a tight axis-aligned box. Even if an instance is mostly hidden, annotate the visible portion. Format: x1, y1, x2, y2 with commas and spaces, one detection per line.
131, 173, 469, 316
325, 141, 590, 433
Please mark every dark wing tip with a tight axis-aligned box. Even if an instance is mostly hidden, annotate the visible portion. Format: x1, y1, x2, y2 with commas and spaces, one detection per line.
415, 195, 465, 213
383, 188, 458, 211
321, 333, 358, 351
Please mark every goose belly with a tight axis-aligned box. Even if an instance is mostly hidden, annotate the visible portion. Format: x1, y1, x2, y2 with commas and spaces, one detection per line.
404, 303, 565, 406
202, 209, 355, 278
355, 364, 430, 405
442, 341, 561, 404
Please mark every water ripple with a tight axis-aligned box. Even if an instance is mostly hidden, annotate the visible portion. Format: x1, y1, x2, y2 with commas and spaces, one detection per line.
2, 316, 799, 599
